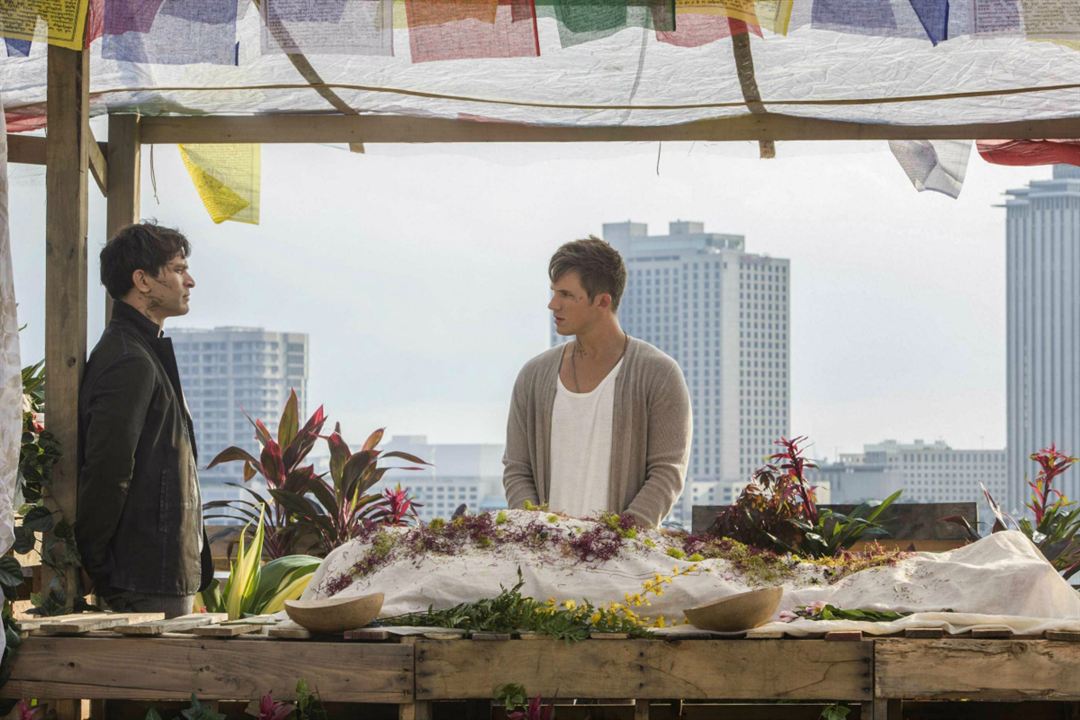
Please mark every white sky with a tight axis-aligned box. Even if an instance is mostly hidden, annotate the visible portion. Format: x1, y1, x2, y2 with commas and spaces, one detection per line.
8, 135, 1047, 459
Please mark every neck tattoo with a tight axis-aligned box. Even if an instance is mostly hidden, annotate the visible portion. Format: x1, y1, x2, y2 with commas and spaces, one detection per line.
570, 332, 628, 393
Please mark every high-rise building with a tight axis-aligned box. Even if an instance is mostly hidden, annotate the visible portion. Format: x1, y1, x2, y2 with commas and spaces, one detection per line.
813, 439, 1006, 506
370, 435, 506, 522
171, 327, 309, 507
549, 221, 790, 526
1004, 165, 1080, 512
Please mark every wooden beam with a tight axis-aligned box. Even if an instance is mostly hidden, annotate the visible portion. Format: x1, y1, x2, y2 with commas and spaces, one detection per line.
7, 134, 107, 167
3, 637, 414, 703
86, 126, 107, 196
140, 113, 1080, 145
44, 44, 89, 612
875, 639, 1080, 701
105, 114, 142, 323
7, 134, 46, 165
414, 639, 872, 701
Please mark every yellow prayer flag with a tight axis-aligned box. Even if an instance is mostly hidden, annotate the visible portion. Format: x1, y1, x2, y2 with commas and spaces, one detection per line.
675, 0, 792, 35
0, 0, 89, 50
179, 144, 261, 225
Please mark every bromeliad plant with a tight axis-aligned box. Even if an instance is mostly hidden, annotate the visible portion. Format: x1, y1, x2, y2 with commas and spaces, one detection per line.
712, 435, 898, 558
198, 509, 321, 620
957, 445, 1080, 578
204, 389, 327, 558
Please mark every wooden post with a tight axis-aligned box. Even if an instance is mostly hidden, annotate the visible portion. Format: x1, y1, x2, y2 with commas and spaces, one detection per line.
44, 44, 89, 612
104, 114, 141, 323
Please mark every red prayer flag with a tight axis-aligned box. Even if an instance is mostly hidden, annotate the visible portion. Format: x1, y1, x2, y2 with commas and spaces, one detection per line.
406, 0, 539, 62
977, 140, 1080, 167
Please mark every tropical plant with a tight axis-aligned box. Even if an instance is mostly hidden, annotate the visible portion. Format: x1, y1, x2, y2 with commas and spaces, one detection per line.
204, 389, 327, 558
294, 678, 327, 720
270, 425, 426, 557
957, 445, 1080, 578
495, 684, 553, 720
255, 691, 294, 720
198, 510, 320, 620
713, 436, 897, 558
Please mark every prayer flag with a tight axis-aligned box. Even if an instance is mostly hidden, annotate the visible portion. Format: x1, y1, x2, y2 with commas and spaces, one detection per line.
888, 139, 972, 198
406, 0, 538, 62
977, 139, 1080, 167
103, 0, 237, 65
261, 0, 393, 56
812, 0, 897, 33
179, 144, 261, 225
0, 0, 90, 50
909, 0, 949, 44
0, 96, 21, 561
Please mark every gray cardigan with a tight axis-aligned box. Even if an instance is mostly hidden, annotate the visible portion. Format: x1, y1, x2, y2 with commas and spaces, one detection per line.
502, 337, 692, 527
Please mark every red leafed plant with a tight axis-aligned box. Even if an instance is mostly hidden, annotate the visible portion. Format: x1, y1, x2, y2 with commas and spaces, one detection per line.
256, 691, 294, 720
204, 389, 327, 558
1026, 444, 1078, 525
507, 695, 553, 720
712, 435, 820, 551
273, 425, 427, 556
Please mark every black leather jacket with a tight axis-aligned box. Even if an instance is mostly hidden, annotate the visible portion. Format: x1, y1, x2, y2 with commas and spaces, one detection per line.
76, 301, 212, 595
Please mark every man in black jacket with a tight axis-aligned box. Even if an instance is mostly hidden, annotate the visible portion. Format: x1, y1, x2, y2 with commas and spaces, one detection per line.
77, 222, 212, 617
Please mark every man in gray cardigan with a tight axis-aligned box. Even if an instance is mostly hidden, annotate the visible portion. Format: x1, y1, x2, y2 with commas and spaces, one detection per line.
503, 237, 692, 528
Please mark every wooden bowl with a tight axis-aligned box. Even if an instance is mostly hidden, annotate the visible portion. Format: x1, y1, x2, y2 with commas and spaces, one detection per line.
285, 592, 384, 633
683, 587, 783, 632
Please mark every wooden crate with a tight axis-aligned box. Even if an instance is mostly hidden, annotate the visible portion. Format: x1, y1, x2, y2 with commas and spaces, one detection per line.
414, 638, 873, 702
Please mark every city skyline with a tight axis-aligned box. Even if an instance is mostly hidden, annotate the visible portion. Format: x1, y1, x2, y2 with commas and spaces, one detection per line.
8, 139, 1049, 463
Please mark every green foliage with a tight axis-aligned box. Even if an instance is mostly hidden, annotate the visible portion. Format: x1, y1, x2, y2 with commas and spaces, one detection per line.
294, 678, 327, 720
793, 491, 902, 558
820, 703, 852, 720
382, 570, 650, 641
198, 511, 318, 619
180, 695, 226, 720
797, 604, 910, 623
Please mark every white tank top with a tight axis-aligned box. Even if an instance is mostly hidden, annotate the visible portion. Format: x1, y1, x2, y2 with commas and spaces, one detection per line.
547, 358, 624, 518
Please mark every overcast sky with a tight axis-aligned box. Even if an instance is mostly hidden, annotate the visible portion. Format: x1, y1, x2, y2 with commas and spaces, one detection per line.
8, 135, 1047, 459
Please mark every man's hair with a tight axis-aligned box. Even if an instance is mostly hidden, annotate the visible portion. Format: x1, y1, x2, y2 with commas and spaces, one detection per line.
548, 236, 627, 312
100, 222, 191, 300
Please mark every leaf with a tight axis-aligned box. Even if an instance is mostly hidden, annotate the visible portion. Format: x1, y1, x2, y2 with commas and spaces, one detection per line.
225, 509, 264, 620
327, 431, 351, 490
0, 557, 23, 589
21, 505, 54, 533
260, 571, 315, 614
941, 515, 981, 542
278, 389, 299, 452
380, 450, 432, 466
206, 446, 261, 471
12, 526, 35, 554
361, 428, 385, 453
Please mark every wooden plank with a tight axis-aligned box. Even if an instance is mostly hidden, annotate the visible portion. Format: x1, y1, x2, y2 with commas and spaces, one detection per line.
190, 623, 263, 638
875, 639, 1080, 701
44, 43, 89, 614
38, 612, 163, 635
115, 613, 225, 636
266, 621, 311, 640
1044, 630, 1080, 642
970, 626, 1014, 640
3, 637, 414, 702
903, 628, 944, 639
104, 113, 141, 323
7, 133, 46, 165
18, 612, 112, 632
825, 631, 864, 642
86, 125, 107, 195
635, 699, 650, 720
140, 114, 1080, 146
415, 639, 872, 701
398, 701, 432, 720
343, 628, 395, 642
471, 632, 511, 641
590, 632, 631, 640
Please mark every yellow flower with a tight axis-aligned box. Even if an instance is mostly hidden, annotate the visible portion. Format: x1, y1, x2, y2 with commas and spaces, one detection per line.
563, 599, 577, 611
654, 615, 667, 628
589, 611, 601, 624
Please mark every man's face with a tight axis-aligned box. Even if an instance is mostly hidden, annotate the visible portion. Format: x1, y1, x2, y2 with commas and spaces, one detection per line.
145, 254, 195, 318
548, 271, 603, 336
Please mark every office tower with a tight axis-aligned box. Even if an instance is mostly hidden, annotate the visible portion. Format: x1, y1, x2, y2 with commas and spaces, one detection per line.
1005, 165, 1080, 512
550, 221, 790, 526
814, 439, 1006, 506
171, 327, 309, 507
371, 435, 506, 522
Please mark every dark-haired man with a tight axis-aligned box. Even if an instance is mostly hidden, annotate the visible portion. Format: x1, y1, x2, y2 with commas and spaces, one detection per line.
76, 222, 212, 617
502, 236, 692, 528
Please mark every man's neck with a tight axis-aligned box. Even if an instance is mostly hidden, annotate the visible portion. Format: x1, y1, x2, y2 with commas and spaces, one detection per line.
574, 319, 626, 361
120, 298, 166, 333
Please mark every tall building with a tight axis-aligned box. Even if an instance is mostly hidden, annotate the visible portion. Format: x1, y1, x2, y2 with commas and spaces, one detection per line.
814, 439, 1006, 506
549, 221, 790, 526
370, 435, 506, 522
171, 327, 309, 507
1004, 165, 1080, 512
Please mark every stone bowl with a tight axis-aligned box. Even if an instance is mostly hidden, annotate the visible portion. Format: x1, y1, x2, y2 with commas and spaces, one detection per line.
285, 592, 384, 633
683, 587, 783, 632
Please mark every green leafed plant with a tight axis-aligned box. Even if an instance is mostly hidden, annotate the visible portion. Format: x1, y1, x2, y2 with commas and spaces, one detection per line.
198, 509, 320, 620
793, 491, 902, 558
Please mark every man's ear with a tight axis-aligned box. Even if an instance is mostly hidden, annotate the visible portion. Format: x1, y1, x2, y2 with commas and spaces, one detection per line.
131, 268, 151, 294
596, 292, 612, 310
